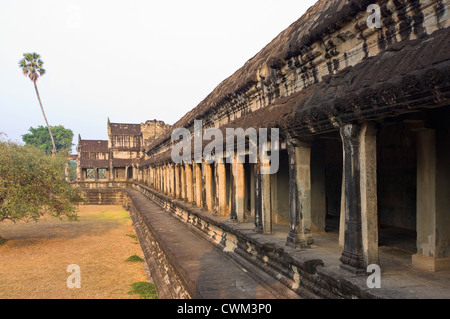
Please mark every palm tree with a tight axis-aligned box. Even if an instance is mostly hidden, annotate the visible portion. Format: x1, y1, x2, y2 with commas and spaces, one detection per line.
19, 53, 56, 156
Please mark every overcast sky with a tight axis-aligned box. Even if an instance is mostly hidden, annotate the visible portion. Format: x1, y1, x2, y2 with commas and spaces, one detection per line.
0, 0, 317, 151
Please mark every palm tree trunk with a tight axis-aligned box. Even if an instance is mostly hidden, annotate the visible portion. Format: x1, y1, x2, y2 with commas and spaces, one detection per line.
33, 81, 56, 156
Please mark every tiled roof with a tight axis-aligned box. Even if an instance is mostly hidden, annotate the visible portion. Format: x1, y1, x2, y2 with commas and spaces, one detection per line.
79, 140, 109, 152
110, 123, 141, 136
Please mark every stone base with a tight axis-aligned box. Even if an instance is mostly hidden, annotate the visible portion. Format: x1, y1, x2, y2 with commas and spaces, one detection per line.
412, 254, 450, 272
253, 226, 263, 234
286, 230, 313, 248
340, 251, 365, 275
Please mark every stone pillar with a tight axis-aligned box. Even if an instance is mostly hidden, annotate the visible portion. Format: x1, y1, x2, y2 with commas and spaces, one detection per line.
250, 165, 255, 218
167, 165, 171, 194
170, 165, 175, 196
194, 163, 202, 208
203, 161, 213, 211
150, 167, 154, 187
161, 166, 165, 192
109, 160, 114, 182
286, 140, 313, 248
311, 142, 327, 233
359, 123, 379, 267
253, 163, 263, 233
260, 153, 272, 234
339, 172, 346, 247
174, 164, 180, 199
217, 160, 227, 216
413, 128, 450, 271
160, 166, 163, 191
229, 159, 238, 222
157, 167, 160, 190
185, 163, 194, 203
168, 165, 172, 195
234, 160, 246, 223
339, 124, 365, 274
153, 167, 156, 188
180, 164, 186, 200
161, 166, 164, 191
160, 166, 164, 191
172, 165, 176, 197
164, 165, 169, 194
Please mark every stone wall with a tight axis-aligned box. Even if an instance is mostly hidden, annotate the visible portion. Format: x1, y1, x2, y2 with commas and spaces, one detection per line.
124, 196, 192, 299
141, 120, 172, 147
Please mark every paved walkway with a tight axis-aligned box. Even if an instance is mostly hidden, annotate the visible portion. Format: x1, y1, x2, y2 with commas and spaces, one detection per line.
126, 189, 301, 299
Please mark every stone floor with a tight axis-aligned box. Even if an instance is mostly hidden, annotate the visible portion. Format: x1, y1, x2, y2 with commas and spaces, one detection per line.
126, 189, 302, 299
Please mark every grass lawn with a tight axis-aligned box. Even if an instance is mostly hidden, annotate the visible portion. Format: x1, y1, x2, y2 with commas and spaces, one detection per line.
0, 205, 155, 299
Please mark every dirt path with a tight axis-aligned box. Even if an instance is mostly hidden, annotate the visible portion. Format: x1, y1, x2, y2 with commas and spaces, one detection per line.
0, 205, 149, 299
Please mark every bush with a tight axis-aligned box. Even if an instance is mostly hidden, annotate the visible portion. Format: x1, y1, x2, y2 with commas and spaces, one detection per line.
125, 254, 144, 263
128, 282, 158, 299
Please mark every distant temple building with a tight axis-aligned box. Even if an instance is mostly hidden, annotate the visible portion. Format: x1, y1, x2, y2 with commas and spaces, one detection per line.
77, 119, 170, 182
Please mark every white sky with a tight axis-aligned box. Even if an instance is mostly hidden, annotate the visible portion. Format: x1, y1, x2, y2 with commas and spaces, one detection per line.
0, 0, 317, 151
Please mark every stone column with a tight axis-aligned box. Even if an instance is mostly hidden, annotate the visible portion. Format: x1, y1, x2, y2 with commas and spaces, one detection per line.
229, 159, 238, 222
339, 124, 365, 274
260, 153, 272, 234
359, 123, 379, 267
161, 166, 165, 192
157, 167, 160, 190
339, 172, 346, 247
180, 164, 186, 200
250, 165, 255, 218
160, 166, 163, 191
172, 165, 176, 197
168, 165, 172, 195
109, 160, 114, 182
150, 167, 154, 187
194, 163, 202, 208
234, 160, 246, 223
164, 165, 169, 194
160, 166, 163, 192
217, 160, 227, 216
286, 140, 313, 248
203, 161, 213, 211
170, 165, 175, 196
311, 142, 327, 233
174, 164, 180, 199
413, 128, 450, 271
168, 166, 171, 194
253, 163, 263, 233
185, 163, 194, 203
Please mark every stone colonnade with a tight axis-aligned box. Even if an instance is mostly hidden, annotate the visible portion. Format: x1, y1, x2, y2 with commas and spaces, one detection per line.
138, 119, 450, 273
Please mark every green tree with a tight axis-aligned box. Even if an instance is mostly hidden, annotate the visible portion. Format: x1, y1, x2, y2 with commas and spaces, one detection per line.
68, 160, 77, 182
22, 125, 74, 155
0, 138, 83, 224
19, 53, 57, 156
